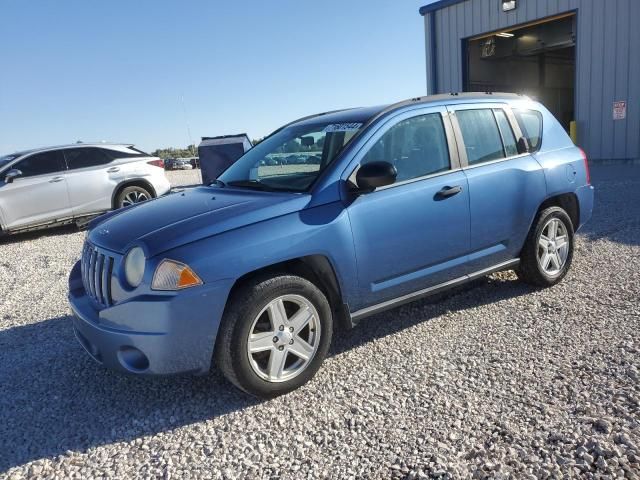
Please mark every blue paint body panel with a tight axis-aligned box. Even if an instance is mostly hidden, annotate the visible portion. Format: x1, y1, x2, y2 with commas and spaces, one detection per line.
68, 94, 594, 375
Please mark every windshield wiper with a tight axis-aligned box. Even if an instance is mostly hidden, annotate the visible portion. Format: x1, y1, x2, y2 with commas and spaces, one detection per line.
226, 179, 273, 191
210, 179, 226, 187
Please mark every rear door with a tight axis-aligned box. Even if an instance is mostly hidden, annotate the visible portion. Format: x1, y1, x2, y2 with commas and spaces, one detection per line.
63, 147, 122, 215
447, 104, 546, 272
0, 150, 71, 229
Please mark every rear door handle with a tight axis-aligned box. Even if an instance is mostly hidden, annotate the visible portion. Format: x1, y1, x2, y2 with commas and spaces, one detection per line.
435, 185, 463, 200
107, 167, 120, 173
49, 176, 64, 183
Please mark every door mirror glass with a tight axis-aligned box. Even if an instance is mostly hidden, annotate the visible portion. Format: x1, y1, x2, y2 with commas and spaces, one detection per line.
355, 161, 397, 192
4, 169, 22, 183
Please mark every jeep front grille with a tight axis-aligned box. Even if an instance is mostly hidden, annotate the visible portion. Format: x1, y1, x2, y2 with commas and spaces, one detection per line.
81, 241, 115, 307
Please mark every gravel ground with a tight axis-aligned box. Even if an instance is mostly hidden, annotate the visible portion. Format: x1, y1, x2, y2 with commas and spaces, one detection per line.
165, 168, 203, 187
0, 165, 638, 479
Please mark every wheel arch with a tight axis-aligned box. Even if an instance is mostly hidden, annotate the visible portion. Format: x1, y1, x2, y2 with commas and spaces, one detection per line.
519, 192, 579, 258
226, 255, 353, 331
536, 192, 579, 230
111, 179, 157, 209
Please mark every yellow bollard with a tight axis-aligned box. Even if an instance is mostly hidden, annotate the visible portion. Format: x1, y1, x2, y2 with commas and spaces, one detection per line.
570, 121, 578, 145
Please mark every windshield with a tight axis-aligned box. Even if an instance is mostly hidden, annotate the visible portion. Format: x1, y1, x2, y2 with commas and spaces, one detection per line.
218, 120, 363, 192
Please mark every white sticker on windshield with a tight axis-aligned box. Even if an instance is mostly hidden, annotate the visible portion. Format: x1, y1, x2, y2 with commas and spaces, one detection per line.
322, 123, 362, 133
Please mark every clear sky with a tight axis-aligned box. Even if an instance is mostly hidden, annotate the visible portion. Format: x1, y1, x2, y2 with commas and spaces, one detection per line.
0, 0, 434, 154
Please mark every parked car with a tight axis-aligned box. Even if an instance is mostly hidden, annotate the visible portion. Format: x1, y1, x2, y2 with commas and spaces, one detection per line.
0, 143, 170, 234
68, 93, 593, 398
165, 158, 193, 170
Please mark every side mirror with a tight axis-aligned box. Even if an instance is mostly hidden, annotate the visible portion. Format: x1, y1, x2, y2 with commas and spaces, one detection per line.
355, 161, 397, 192
4, 169, 22, 184
516, 137, 530, 154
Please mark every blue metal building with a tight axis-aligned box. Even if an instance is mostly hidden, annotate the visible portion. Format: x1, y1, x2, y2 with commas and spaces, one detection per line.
420, 0, 639, 161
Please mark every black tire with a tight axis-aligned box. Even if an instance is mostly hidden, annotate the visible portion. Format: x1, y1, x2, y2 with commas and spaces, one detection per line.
518, 206, 575, 287
215, 274, 333, 398
115, 185, 152, 209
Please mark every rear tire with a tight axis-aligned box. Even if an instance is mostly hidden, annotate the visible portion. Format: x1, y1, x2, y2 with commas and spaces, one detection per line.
115, 186, 152, 209
215, 274, 333, 398
518, 206, 574, 287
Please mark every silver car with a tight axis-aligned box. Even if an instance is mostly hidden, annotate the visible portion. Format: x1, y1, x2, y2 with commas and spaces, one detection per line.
0, 143, 171, 234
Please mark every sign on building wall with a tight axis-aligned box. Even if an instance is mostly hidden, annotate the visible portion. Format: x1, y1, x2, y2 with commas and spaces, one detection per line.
613, 101, 627, 120
502, 1, 517, 11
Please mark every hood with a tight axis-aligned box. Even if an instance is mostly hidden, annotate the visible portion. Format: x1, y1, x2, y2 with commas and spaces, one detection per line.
88, 187, 311, 256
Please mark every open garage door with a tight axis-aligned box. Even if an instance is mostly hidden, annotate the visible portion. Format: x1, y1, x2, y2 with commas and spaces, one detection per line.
464, 13, 576, 131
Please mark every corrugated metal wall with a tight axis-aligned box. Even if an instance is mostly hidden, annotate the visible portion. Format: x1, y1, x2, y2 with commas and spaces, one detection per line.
423, 0, 640, 161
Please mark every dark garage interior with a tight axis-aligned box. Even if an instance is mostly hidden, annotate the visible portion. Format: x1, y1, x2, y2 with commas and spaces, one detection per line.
465, 14, 576, 131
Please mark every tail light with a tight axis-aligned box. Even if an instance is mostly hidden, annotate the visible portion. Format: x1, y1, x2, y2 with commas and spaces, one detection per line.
147, 159, 165, 169
578, 148, 590, 185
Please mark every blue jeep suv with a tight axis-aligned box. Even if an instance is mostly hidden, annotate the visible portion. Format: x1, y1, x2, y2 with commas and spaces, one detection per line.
68, 93, 594, 397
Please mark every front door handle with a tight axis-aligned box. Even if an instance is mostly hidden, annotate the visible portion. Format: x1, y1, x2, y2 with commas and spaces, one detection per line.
435, 185, 463, 200
107, 166, 120, 173
49, 176, 64, 183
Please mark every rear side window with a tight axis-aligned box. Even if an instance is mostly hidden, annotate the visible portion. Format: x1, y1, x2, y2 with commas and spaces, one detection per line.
14, 151, 64, 177
514, 109, 543, 151
493, 109, 518, 157
455, 109, 505, 165
361, 113, 450, 182
64, 147, 112, 170
102, 146, 150, 160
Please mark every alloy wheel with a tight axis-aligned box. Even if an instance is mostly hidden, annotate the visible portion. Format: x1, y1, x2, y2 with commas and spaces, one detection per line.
121, 190, 149, 207
246, 294, 321, 383
537, 218, 569, 276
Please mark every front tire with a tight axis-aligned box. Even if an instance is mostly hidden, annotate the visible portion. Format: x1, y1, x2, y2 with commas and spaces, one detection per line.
215, 274, 333, 398
518, 206, 574, 287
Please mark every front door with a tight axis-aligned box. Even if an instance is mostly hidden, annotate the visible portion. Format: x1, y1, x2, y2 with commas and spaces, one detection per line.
346, 108, 471, 310
0, 150, 71, 230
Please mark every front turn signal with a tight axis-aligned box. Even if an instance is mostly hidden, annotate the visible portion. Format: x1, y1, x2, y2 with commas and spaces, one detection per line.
151, 259, 203, 291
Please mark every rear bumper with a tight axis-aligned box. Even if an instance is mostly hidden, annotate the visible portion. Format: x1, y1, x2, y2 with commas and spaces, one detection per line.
576, 184, 595, 231
68, 261, 231, 375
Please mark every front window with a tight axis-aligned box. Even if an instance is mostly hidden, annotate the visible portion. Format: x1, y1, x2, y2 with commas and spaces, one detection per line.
218, 120, 363, 192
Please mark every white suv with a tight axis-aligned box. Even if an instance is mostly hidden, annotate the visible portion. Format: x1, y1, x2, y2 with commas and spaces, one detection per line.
0, 143, 171, 234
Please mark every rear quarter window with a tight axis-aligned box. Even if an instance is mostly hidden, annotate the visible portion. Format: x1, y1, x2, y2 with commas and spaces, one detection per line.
102, 146, 150, 160
514, 109, 543, 152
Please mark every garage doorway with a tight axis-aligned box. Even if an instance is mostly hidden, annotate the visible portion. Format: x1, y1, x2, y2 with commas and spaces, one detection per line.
464, 13, 576, 131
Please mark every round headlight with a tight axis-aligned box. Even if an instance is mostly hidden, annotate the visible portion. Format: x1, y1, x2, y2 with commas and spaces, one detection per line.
124, 247, 146, 288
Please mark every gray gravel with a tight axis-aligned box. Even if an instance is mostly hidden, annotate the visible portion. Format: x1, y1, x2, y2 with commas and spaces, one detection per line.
165, 168, 203, 188
1, 165, 639, 479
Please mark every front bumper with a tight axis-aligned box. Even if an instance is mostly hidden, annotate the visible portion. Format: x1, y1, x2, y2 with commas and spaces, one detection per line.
68, 260, 231, 375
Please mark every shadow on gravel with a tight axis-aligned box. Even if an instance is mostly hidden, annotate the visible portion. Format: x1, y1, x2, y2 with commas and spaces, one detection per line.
0, 315, 260, 472
330, 274, 533, 357
0, 274, 533, 472
0, 224, 80, 245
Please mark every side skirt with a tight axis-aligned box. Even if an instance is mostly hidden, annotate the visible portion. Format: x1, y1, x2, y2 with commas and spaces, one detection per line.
5, 211, 109, 235
350, 259, 520, 322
